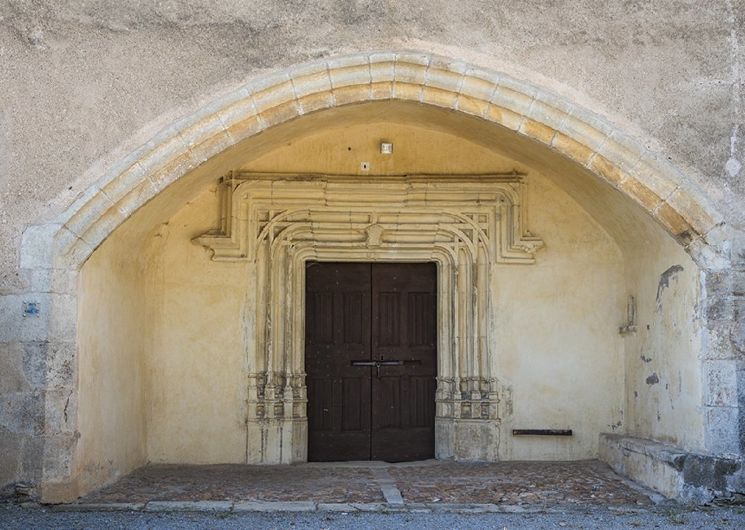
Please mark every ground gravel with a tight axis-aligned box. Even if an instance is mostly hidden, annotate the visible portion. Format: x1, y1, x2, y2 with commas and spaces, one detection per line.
2, 504, 745, 529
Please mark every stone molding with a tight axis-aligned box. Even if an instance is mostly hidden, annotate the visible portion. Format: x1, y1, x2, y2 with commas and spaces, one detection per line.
195, 173, 541, 463
24, 51, 727, 274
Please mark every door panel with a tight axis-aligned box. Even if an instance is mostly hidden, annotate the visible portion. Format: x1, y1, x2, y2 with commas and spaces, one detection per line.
305, 262, 436, 462
371, 263, 437, 461
306, 263, 372, 461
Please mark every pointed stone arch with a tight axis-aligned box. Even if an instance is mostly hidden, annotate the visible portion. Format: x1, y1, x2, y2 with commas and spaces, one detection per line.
19, 51, 742, 503
25, 52, 726, 273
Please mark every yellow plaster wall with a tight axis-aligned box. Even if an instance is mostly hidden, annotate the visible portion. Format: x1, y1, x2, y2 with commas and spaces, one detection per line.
623, 238, 703, 451
494, 175, 625, 459
142, 196, 249, 464
76, 115, 702, 476
142, 123, 628, 461
76, 230, 147, 492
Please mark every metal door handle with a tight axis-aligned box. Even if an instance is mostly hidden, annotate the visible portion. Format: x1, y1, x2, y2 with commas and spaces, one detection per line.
350, 360, 404, 366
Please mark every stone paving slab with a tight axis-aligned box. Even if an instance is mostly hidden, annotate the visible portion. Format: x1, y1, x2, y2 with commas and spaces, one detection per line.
75, 459, 654, 511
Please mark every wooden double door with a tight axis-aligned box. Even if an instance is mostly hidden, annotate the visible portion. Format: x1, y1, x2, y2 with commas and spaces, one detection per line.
305, 262, 437, 462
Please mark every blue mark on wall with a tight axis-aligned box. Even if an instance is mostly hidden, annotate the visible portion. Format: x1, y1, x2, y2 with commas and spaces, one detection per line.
23, 301, 40, 317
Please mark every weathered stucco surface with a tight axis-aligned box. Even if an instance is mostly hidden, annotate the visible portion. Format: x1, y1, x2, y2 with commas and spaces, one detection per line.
0, 0, 743, 503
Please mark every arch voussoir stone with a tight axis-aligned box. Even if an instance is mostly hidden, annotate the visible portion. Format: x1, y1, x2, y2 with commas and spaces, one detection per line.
36, 51, 724, 274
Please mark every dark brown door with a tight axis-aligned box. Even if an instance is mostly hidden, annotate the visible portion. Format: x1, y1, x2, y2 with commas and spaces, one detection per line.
305, 262, 437, 462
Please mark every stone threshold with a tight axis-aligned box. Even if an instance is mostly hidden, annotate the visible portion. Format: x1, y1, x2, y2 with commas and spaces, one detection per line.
44, 500, 609, 514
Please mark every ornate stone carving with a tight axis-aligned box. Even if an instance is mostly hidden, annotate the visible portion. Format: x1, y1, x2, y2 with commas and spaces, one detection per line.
195, 172, 544, 463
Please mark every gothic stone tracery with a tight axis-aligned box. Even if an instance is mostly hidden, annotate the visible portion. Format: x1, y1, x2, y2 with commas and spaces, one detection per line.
195, 173, 544, 463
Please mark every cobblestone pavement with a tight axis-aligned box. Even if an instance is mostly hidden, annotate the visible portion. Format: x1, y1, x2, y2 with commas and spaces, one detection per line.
83, 464, 385, 503
80, 459, 651, 507
389, 460, 649, 506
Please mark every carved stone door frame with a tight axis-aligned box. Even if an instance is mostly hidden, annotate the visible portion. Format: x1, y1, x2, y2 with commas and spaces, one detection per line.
195, 173, 543, 463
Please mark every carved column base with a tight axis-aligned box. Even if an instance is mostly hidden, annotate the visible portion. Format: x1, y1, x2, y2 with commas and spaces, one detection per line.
246, 418, 307, 464
435, 417, 501, 461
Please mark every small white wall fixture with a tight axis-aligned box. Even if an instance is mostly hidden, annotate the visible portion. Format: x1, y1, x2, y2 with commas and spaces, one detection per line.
195, 172, 545, 463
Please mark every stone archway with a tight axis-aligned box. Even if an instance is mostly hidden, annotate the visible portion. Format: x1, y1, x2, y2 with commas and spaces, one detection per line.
19, 51, 741, 502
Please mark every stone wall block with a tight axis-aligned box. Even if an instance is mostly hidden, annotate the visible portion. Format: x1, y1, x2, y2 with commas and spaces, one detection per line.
703, 270, 734, 321
257, 101, 302, 129
704, 406, 741, 455
490, 86, 534, 116
618, 177, 664, 212
519, 118, 556, 145
135, 132, 194, 183
655, 202, 692, 238
251, 80, 296, 116
484, 104, 523, 131
391, 82, 422, 102
54, 233, 94, 271
77, 206, 127, 254
392, 56, 428, 86
20, 341, 48, 391
296, 92, 335, 115
187, 130, 234, 167
666, 188, 722, 238
108, 176, 159, 221
733, 299, 745, 357
331, 84, 372, 107
20, 223, 62, 270
326, 53, 371, 71
703, 320, 739, 360
0, 293, 51, 343
455, 93, 490, 118
48, 294, 78, 344
558, 114, 612, 156
96, 160, 147, 210
42, 433, 78, 481
147, 150, 200, 194
45, 342, 76, 391
0, 391, 44, 436
244, 70, 293, 96
732, 234, 745, 269
368, 53, 395, 83
0, 342, 30, 394
423, 66, 464, 94
461, 69, 499, 101
63, 192, 117, 244
224, 114, 266, 145
369, 81, 393, 100
703, 360, 739, 407
0, 430, 24, 486
328, 63, 371, 89
44, 388, 77, 435
215, 89, 258, 128
290, 67, 332, 101
28, 267, 76, 295
551, 132, 595, 166
175, 113, 228, 155
525, 99, 568, 132
686, 237, 731, 271
420, 86, 458, 109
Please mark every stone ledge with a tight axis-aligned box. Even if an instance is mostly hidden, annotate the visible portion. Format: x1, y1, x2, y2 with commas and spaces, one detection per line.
599, 433, 743, 503
42, 501, 568, 514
